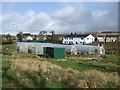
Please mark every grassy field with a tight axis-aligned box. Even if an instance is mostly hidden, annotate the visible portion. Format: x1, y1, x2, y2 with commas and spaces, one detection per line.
1, 43, 120, 88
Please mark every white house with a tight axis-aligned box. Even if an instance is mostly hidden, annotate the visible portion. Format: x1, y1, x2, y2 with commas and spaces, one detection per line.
26, 36, 33, 40
97, 34, 119, 42
105, 35, 118, 42
97, 35, 106, 42
62, 34, 95, 45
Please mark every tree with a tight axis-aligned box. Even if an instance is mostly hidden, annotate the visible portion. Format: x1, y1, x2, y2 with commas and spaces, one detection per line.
17, 32, 23, 42
50, 31, 55, 35
50, 31, 55, 41
23, 33, 31, 36
33, 35, 37, 40
39, 31, 47, 35
70, 33, 73, 35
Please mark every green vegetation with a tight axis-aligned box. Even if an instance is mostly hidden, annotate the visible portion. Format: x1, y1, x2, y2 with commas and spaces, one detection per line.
47, 54, 119, 73
2, 43, 17, 54
2, 42, 13, 45
1, 43, 119, 88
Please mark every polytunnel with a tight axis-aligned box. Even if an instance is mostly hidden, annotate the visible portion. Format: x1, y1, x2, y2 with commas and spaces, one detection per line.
17, 42, 30, 53
61, 45, 73, 54
17, 42, 105, 55
17, 42, 63, 55
72, 45, 105, 55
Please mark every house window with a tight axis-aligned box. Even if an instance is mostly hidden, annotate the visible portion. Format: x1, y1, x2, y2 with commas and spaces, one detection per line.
76, 42, 78, 44
64, 41, 68, 44
71, 38, 73, 40
69, 41, 73, 44
80, 42, 83, 43
87, 38, 89, 40
69, 38, 73, 40
81, 38, 83, 40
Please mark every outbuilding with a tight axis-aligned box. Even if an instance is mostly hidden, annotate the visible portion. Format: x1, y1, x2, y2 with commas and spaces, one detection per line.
44, 47, 65, 59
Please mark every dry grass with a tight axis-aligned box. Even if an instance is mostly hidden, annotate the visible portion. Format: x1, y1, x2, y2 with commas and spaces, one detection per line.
10, 59, 119, 88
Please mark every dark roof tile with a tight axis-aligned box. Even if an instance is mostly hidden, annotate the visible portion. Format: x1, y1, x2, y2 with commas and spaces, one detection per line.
64, 34, 90, 38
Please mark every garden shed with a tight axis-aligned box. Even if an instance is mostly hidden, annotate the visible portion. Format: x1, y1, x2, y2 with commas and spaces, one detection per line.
45, 47, 65, 59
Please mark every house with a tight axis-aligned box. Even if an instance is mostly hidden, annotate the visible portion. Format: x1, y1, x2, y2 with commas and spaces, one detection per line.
26, 36, 33, 40
1, 34, 14, 42
97, 35, 106, 42
105, 35, 119, 42
100, 31, 119, 35
97, 31, 119, 42
62, 34, 95, 45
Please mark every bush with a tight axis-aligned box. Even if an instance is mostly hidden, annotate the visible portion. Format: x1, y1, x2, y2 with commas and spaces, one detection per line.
100, 54, 108, 58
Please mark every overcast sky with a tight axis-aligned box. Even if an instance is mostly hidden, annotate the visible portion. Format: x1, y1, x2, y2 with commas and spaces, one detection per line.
1, 1, 118, 35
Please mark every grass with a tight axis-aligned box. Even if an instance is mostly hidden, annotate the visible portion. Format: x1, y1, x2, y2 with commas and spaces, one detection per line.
1, 43, 120, 88
2, 54, 119, 88
2, 43, 17, 54
6, 58, 119, 88
48, 59, 96, 71
46, 54, 119, 73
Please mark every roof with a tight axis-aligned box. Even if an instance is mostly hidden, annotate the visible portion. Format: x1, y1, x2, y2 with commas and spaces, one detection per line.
97, 35, 106, 37
105, 35, 119, 37
64, 34, 90, 38
101, 31, 119, 33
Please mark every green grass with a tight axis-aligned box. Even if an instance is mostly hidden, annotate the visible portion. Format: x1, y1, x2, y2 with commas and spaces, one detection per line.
0, 59, 2, 89
1, 43, 119, 88
2, 55, 71, 88
2, 43, 17, 54
2, 54, 119, 88
49, 59, 95, 71
46, 54, 118, 73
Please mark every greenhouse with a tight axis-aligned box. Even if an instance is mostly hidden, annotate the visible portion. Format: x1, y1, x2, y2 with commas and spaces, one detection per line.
71, 45, 105, 55
17, 42, 105, 55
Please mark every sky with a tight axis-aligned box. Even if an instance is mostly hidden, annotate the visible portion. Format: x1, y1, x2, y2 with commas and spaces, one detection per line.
1, 1, 118, 35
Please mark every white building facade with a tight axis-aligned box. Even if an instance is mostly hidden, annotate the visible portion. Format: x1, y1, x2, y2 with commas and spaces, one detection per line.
26, 36, 33, 40
62, 34, 95, 45
97, 35, 105, 42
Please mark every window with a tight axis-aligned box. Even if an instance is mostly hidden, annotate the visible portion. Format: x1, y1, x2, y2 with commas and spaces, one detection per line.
69, 38, 73, 40
87, 38, 89, 40
76, 42, 78, 44
64, 41, 68, 44
69, 41, 73, 44
81, 38, 83, 40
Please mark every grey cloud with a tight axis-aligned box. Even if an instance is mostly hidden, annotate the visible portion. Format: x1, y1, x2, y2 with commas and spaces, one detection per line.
2, 2, 118, 35
52, 3, 118, 33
